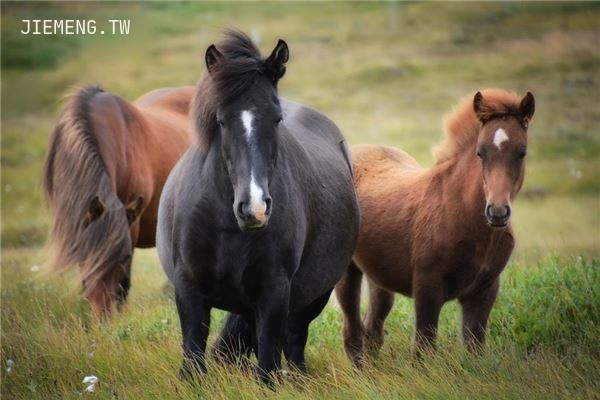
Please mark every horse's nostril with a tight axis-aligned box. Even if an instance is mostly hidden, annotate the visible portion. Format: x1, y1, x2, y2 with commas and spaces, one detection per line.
237, 202, 250, 221
485, 204, 493, 218
503, 205, 511, 219
264, 197, 272, 216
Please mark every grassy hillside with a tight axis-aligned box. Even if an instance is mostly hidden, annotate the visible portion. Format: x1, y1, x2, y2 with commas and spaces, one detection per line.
1, 2, 599, 399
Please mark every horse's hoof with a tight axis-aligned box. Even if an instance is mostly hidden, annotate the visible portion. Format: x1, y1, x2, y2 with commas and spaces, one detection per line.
178, 359, 206, 381
256, 368, 284, 390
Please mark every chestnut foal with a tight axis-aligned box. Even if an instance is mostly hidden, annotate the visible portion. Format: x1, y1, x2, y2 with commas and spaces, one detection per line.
336, 89, 535, 366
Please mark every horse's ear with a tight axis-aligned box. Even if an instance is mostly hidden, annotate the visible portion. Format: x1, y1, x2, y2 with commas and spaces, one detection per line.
266, 39, 289, 83
205, 44, 223, 75
519, 91, 535, 129
473, 91, 493, 123
84, 196, 105, 228
125, 196, 144, 225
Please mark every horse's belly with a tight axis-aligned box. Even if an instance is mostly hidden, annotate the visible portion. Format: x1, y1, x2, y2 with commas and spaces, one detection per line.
354, 250, 413, 297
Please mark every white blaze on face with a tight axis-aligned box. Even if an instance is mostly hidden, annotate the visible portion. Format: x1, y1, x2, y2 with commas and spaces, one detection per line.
240, 110, 267, 222
493, 128, 509, 150
249, 176, 266, 221
241, 110, 254, 141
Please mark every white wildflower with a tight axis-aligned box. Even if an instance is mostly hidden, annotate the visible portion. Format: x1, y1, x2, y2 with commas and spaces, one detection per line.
568, 158, 582, 179
30, 265, 40, 272
6, 359, 14, 374
82, 375, 99, 392
4, 184, 12, 193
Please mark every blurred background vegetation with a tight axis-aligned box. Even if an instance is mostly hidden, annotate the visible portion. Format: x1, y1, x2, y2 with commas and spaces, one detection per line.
2, 1, 598, 259
1, 2, 599, 399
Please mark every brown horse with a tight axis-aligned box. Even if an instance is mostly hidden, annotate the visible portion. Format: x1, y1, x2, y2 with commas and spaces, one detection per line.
43, 85, 194, 317
335, 89, 535, 365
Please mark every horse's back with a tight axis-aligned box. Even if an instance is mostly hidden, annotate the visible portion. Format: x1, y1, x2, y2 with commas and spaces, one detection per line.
352, 144, 421, 180
281, 99, 353, 176
135, 86, 195, 117
282, 99, 345, 142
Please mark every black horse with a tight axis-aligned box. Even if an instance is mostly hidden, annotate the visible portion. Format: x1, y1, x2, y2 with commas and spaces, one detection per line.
156, 31, 360, 385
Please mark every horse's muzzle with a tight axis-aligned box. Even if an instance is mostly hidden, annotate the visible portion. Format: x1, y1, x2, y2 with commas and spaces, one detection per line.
485, 203, 511, 228
235, 197, 272, 232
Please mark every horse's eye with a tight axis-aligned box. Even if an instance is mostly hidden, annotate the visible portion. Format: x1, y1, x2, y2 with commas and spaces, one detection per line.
476, 150, 483, 159
518, 151, 527, 159
216, 119, 224, 128
274, 116, 283, 126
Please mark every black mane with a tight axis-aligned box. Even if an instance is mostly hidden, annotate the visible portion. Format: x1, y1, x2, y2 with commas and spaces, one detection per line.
192, 30, 272, 150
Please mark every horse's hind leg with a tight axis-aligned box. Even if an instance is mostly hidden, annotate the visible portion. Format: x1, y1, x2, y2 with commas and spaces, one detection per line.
254, 278, 290, 387
213, 313, 256, 366
334, 260, 365, 367
284, 289, 333, 373
363, 281, 394, 355
459, 278, 499, 352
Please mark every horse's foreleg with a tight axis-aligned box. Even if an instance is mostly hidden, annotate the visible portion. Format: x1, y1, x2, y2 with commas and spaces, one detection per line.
459, 278, 499, 352
412, 283, 444, 358
255, 279, 290, 387
175, 286, 211, 379
363, 281, 394, 355
334, 260, 365, 367
284, 289, 333, 373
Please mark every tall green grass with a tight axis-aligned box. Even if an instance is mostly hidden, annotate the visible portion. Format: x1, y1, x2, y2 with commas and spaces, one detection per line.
1, 251, 598, 399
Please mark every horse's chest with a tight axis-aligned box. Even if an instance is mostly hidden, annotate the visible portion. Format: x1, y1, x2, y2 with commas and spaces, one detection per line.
440, 231, 514, 300
182, 227, 283, 304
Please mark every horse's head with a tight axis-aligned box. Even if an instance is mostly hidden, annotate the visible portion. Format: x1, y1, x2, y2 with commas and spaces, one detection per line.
203, 35, 289, 231
81, 194, 143, 316
473, 91, 535, 228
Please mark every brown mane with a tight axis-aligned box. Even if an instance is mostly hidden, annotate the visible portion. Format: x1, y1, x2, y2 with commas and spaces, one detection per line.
432, 89, 522, 163
42, 85, 130, 300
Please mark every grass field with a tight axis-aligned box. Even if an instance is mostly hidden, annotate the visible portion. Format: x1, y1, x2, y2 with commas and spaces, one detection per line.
1, 2, 599, 399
